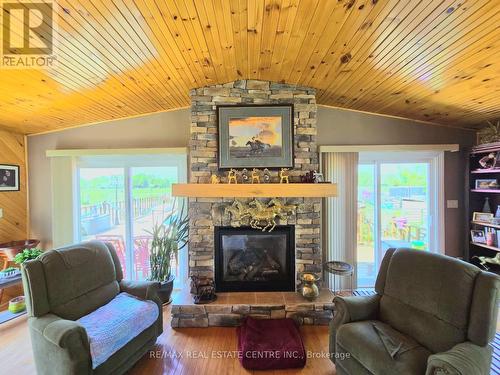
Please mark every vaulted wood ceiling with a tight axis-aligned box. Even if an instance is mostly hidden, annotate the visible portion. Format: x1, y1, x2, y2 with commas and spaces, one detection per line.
1, 0, 499, 134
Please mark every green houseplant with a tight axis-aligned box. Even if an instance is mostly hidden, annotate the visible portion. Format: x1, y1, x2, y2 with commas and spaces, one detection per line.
147, 199, 188, 304
13, 248, 43, 264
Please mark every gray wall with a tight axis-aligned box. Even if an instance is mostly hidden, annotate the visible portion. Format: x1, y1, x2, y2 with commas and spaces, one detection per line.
28, 106, 474, 256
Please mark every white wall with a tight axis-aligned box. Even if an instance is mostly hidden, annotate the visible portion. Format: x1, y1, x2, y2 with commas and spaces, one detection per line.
28, 106, 474, 256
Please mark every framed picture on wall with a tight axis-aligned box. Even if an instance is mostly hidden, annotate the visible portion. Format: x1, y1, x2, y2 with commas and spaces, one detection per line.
217, 104, 294, 169
0, 164, 20, 191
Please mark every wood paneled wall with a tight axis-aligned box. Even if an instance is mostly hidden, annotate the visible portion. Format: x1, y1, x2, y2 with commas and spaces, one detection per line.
0, 130, 28, 244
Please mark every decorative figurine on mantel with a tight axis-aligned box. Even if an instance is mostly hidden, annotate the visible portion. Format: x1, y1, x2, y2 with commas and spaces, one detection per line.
313, 171, 324, 183
227, 168, 238, 184
279, 168, 289, 183
251, 168, 260, 184
263, 168, 271, 183
301, 171, 314, 183
241, 168, 249, 183
190, 276, 217, 304
210, 174, 220, 184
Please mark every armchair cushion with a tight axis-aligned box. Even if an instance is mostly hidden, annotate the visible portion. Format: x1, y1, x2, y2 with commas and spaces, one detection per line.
77, 292, 159, 369
336, 320, 431, 375
425, 341, 492, 375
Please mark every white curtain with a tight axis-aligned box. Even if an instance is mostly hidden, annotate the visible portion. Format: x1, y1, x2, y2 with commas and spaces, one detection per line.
322, 152, 359, 290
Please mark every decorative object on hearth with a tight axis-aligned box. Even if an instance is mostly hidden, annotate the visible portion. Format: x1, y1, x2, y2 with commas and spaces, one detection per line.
477, 120, 500, 145
313, 171, 324, 183
472, 212, 493, 223
147, 199, 188, 304
483, 196, 493, 213
224, 198, 296, 232
263, 168, 271, 183
476, 179, 498, 190
300, 273, 320, 300
0, 164, 20, 192
227, 168, 238, 184
217, 104, 294, 169
251, 168, 260, 184
279, 168, 289, 183
210, 174, 220, 184
190, 276, 217, 304
241, 168, 249, 183
324, 261, 354, 296
472, 253, 500, 270
478, 152, 499, 169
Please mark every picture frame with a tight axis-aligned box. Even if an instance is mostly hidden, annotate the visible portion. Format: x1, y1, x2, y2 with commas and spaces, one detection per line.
472, 212, 494, 223
471, 229, 486, 244
0, 164, 20, 192
475, 178, 498, 189
217, 104, 294, 170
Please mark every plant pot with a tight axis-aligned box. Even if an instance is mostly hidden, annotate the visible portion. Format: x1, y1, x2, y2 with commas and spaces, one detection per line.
157, 275, 175, 305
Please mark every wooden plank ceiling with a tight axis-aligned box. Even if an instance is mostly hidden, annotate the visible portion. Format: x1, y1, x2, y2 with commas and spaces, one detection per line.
1, 0, 499, 134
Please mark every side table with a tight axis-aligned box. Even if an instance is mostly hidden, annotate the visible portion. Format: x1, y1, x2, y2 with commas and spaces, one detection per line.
324, 261, 354, 296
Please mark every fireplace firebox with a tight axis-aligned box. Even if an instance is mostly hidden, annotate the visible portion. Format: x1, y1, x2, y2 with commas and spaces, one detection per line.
214, 226, 295, 292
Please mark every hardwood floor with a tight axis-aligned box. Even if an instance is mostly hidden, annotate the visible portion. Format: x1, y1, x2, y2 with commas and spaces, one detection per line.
0, 305, 336, 375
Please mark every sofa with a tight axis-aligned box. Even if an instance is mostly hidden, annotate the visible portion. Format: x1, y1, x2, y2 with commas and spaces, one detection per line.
330, 248, 500, 375
21, 241, 163, 375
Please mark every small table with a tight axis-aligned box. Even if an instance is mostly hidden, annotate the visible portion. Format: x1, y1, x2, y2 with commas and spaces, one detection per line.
0, 274, 25, 324
324, 261, 354, 296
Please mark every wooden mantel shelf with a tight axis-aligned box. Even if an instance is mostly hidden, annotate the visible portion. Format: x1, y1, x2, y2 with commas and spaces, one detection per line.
172, 183, 337, 198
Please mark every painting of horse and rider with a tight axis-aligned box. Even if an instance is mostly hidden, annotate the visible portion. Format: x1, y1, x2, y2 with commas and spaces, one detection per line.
217, 105, 294, 169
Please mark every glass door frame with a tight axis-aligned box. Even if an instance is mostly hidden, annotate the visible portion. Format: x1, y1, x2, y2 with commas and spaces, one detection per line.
358, 151, 445, 284
74, 152, 188, 282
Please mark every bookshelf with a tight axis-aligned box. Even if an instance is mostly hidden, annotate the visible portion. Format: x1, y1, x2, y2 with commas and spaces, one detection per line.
466, 142, 500, 275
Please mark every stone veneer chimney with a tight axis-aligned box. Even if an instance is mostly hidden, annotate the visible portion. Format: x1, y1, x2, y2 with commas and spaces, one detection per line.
188, 80, 322, 288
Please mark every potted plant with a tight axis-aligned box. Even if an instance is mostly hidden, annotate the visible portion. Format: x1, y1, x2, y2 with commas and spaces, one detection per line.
147, 199, 188, 304
13, 247, 43, 264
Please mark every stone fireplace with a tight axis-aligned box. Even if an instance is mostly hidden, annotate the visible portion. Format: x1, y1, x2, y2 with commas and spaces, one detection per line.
214, 226, 295, 292
188, 80, 322, 290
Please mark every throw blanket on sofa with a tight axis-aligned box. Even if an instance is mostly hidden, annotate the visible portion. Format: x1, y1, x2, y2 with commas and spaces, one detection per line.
78, 292, 159, 369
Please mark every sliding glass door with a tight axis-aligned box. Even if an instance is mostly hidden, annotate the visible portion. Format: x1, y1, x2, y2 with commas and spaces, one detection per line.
76, 153, 187, 284
357, 152, 442, 287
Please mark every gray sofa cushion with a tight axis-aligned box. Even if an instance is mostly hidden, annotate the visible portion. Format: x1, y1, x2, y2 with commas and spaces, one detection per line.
336, 320, 430, 375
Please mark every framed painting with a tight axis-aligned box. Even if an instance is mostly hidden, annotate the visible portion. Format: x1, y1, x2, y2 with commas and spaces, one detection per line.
0, 164, 20, 191
217, 104, 294, 169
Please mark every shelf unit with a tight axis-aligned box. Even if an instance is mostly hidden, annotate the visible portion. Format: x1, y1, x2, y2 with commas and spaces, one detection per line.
172, 183, 338, 198
470, 242, 500, 253
466, 142, 500, 275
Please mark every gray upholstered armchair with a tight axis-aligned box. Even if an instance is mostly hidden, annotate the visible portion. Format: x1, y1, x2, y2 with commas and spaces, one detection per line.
21, 241, 163, 375
330, 248, 499, 375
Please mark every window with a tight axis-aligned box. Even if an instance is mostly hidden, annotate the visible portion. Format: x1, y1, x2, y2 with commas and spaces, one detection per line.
357, 151, 444, 287
49, 149, 187, 286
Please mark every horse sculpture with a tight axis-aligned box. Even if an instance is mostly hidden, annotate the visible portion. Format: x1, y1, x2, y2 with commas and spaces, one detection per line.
225, 199, 296, 232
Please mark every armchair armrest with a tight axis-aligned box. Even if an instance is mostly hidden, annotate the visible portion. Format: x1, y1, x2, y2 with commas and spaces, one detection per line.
30, 313, 89, 349
333, 294, 380, 325
426, 341, 492, 375
119, 279, 160, 301
119, 279, 163, 335
329, 294, 380, 362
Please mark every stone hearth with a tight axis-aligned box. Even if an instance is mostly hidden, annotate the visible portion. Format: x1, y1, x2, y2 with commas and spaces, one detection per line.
171, 288, 335, 328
